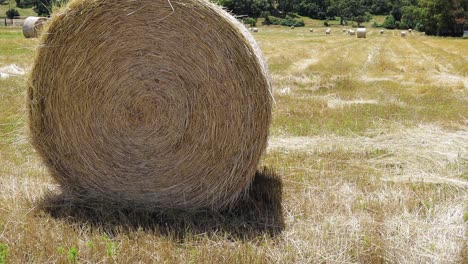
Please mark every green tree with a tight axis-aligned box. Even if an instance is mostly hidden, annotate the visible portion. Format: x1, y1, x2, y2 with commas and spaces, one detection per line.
16, 0, 35, 8
297, 0, 328, 19
6, 8, 20, 19
328, 0, 369, 25
277, 0, 299, 15
218, 0, 273, 17
34, 0, 68, 16
400, 5, 420, 29
418, 0, 467, 36
370, 0, 391, 14
382, 14, 397, 29
34, 0, 52, 16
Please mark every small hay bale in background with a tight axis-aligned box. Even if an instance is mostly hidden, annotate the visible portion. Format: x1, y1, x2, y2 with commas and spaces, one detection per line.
28, 0, 273, 211
309, 28, 314, 32
290, 25, 295, 29
253, 27, 258, 32
342, 28, 346, 32
326, 28, 331, 34
357, 28, 366, 38
348, 29, 355, 36
409, 29, 412, 33
401, 31, 407, 37
23, 17, 48, 38
380, 30, 384, 34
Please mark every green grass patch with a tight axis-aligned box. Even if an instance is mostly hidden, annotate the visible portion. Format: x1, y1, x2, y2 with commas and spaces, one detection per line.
0, 2, 36, 18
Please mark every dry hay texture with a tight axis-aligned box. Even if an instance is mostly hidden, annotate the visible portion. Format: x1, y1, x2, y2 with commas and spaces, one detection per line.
28, 0, 272, 210
23, 17, 48, 38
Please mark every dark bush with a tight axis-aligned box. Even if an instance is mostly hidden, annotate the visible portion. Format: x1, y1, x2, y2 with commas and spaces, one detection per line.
6, 8, 20, 19
382, 15, 397, 29
262, 15, 271, 26
243, 17, 257, 27
16, 0, 35, 8
270, 15, 305, 27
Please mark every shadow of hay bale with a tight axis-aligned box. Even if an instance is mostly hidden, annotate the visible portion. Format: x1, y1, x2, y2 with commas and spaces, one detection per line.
37, 167, 284, 240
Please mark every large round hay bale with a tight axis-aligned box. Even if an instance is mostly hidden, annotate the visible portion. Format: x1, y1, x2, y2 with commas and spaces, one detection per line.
22, 17, 47, 38
401, 31, 407, 37
253, 27, 258, 32
326, 29, 331, 34
28, 0, 272, 210
357, 28, 366, 38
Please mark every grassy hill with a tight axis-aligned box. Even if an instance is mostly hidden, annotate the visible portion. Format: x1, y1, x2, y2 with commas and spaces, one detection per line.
0, 2, 37, 18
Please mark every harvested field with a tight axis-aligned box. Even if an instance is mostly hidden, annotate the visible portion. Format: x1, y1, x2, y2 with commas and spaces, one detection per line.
0, 23, 467, 263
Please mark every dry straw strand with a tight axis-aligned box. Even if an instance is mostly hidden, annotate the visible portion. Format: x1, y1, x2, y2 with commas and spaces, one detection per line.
28, 0, 272, 211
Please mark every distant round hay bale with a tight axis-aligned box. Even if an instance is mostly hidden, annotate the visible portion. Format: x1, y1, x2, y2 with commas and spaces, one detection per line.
401, 31, 407, 37
380, 30, 384, 34
28, 0, 272, 210
348, 29, 355, 36
290, 26, 295, 29
22, 17, 47, 38
253, 27, 258, 32
409, 29, 412, 33
342, 28, 346, 32
309, 28, 314, 32
357, 28, 366, 38
326, 29, 331, 34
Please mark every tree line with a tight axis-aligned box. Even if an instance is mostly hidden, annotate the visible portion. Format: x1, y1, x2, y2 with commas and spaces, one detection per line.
3, 0, 66, 18
216, 0, 467, 36
5, 0, 467, 36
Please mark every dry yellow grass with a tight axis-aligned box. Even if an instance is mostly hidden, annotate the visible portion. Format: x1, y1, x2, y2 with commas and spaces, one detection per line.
1, 24, 467, 263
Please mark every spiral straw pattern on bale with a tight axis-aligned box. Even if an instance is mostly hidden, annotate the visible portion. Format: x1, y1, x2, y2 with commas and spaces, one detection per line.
28, 0, 272, 210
